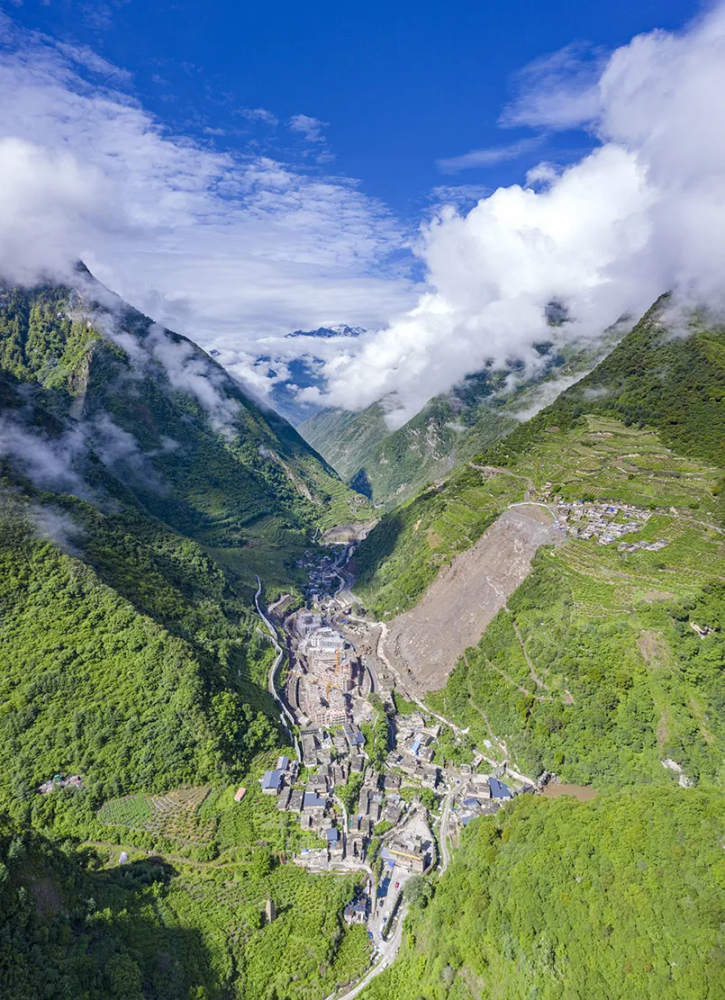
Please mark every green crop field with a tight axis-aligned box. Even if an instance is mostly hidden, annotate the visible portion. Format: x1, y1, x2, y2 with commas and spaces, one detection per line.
98, 786, 216, 846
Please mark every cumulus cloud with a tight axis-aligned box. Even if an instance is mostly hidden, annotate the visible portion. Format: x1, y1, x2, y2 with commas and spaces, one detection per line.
315, 3, 725, 422
288, 113, 327, 143
0, 14, 418, 339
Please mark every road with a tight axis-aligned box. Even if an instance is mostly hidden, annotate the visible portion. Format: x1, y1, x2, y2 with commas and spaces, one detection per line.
254, 576, 301, 762
437, 784, 457, 873
324, 876, 408, 1000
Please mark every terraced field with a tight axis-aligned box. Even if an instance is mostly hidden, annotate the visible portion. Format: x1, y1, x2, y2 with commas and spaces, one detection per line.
98, 786, 215, 845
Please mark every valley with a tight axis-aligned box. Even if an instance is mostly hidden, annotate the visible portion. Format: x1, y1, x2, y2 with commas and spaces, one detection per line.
1, 281, 724, 1000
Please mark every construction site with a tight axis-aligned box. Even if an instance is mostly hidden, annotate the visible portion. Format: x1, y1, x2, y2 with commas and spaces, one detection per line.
286, 614, 372, 726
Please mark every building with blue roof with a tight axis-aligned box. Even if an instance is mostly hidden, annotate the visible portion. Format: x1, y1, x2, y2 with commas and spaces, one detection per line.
489, 777, 513, 800
261, 770, 282, 794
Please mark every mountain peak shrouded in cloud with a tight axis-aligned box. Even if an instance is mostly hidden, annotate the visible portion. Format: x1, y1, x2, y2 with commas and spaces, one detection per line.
2, 5, 725, 431
0, 12, 417, 338
286, 324, 365, 339
312, 3, 725, 424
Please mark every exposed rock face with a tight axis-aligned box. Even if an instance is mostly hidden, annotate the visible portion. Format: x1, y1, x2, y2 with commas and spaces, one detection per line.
385, 504, 563, 693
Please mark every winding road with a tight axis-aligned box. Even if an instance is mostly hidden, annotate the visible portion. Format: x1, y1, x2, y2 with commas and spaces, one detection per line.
254, 576, 301, 762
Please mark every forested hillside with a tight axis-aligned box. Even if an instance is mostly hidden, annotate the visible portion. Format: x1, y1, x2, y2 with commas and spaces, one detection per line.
362, 788, 725, 1000
0, 270, 372, 998
301, 329, 623, 508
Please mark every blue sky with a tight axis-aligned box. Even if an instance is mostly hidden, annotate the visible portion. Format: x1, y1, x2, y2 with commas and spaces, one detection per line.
9, 0, 696, 213
1, 1, 723, 421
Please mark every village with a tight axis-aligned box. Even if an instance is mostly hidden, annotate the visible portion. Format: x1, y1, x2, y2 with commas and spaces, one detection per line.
550, 496, 670, 551
252, 543, 531, 958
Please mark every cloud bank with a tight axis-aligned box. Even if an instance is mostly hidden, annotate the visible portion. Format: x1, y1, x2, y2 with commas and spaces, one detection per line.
2, 6, 725, 431
318, 3, 725, 423
0, 14, 418, 344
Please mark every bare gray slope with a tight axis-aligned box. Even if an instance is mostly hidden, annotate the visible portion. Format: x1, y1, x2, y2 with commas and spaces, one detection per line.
386, 504, 563, 693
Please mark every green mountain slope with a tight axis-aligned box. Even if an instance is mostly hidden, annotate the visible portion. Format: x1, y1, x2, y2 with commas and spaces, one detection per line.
355, 299, 725, 786
0, 267, 368, 828
300, 331, 624, 508
362, 788, 725, 1000
0, 269, 369, 550
0, 270, 373, 998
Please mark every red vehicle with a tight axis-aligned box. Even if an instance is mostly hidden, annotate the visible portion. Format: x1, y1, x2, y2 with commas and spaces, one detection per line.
395, 881, 400, 889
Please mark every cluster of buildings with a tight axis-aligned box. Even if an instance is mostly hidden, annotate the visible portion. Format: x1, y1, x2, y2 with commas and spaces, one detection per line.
261, 755, 347, 850
554, 500, 653, 544
348, 769, 407, 860
383, 712, 441, 788
298, 725, 366, 769
296, 550, 345, 604
288, 613, 370, 727
38, 773, 83, 794
451, 774, 515, 829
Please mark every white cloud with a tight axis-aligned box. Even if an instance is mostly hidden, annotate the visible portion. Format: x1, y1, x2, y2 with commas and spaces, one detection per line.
436, 136, 545, 173
0, 15, 418, 346
237, 107, 278, 125
314, 3, 725, 421
500, 42, 607, 131
288, 113, 327, 143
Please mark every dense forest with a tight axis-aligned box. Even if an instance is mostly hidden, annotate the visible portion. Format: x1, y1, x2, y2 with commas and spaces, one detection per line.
362, 788, 725, 1000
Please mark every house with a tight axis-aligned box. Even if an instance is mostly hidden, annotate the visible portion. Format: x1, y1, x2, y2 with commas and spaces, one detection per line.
287, 789, 304, 812
489, 778, 513, 800
276, 756, 290, 772
303, 791, 327, 812
261, 770, 283, 795
383, 774, 401, 792
342, 722, 365, 748
325, 827, 340, 845
308, 773, 329, 792
421, 766, 440, 790
385, 839, 427, 873
277, 787, 292, 811
384, 804, 402, 825
234, 786, 247, 802
344, 899, 368, 925
351, 755, 366, 773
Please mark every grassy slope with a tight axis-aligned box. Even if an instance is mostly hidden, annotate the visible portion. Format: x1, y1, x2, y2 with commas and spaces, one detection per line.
362, 788, 725, 1000
354, 301, 725, 788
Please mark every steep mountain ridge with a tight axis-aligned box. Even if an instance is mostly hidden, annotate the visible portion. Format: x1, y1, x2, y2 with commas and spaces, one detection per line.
300, 328, 626, 508
0, 268, 372, 833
